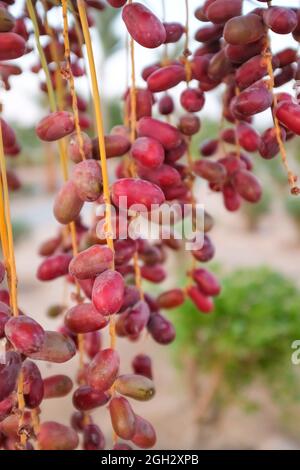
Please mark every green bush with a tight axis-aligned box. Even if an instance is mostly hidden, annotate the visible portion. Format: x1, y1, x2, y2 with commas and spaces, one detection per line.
172, 268, 300, 402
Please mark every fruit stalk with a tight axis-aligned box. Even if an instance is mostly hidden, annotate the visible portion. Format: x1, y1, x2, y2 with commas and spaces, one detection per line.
262, 25, 299, 193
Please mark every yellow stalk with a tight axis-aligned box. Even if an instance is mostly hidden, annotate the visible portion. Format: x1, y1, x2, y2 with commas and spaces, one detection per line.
26, 0, 56, 113
77, 0, 116, 354
61, 0, 86, 161
77, 0, 114, 256
262, 33, 299, 194
0, 110, 26, 447
41, 0, 65, 111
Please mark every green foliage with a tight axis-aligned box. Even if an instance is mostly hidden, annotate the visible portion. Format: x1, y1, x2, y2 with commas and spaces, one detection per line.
172, 268, 300, 401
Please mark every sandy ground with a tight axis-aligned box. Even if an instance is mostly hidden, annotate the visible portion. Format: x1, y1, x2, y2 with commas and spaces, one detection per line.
7, 167, 300, 450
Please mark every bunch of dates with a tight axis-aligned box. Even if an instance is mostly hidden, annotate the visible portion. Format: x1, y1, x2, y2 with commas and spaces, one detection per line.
1, 0, 300, 451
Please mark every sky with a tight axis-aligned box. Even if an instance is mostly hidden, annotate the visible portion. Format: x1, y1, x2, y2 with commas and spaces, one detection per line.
2, 0, 300, 127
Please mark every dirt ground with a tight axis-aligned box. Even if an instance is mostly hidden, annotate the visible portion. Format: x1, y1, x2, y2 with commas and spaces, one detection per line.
8, 167, 300, 450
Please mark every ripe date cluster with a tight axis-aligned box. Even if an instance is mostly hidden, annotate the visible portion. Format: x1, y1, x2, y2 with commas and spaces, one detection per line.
1, 0, 300, 451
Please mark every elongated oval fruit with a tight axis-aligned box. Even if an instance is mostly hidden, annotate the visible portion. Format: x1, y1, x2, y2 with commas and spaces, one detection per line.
232, 169, 262, 203
157, 289, 185, 309
225, 38, 265, 64
122, 3, 166, 49
87, 348, 120, 392
236, 54, 279, 91
0, 32, 25, 60
138, 164, 181, 188
37, 253, 72, 281
38, 422, 79, 450
72, 160, 102, 202
137, 117, 182, 150
53, 180, 83, 225
131, 137, 165, 169
163, 22, 185, 43
263, 7, 297, 35
222, 182, 241, 212
115, 374, 155, 401
275, 101, 300, 135
132, 354, 153, 379
0, 8, 15, 32
43, 375, 73, 399
69, 245, 113, 280
125, 88, 153, 122
111, 178, 165, 212
195, 24, 223, 43
93, 134, 131, 159
65, 303, 108, 334
158, 94, 174, 115
192, 234, 215, 262
193, 160, 226, 184
0, 118, 16, 149
236, 122, 260, 152
109, 397, 136, 440
147, 312, 176, 345
83, 424, 105, 450
22, 360, 44, 409
192, 269, 221, 296
72, 385, 109, 411
28, 331, 76, 363
206, 0, 242, 24
141, 264, 166, 283
178, 114, 201, 136
224, 14, 265, 45
132, 415, 156, 449
232, 82, 273, 117
123, 300, 150, 336
259, 126, 286, 159
208, 49, 234, 82
5, 316, 45, 355
200, 138, 219, 157
187, 286, 214, 313
68, 131, 92, 163
147, 65, 185, 92
36, 111, 75, 142
0, 351, 22, 402
180, 88, 205, 113
38, 236, 62, 257
92, 270, 125, 316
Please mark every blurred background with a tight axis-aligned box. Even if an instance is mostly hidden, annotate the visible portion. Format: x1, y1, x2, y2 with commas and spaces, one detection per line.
2, 0, 300, 450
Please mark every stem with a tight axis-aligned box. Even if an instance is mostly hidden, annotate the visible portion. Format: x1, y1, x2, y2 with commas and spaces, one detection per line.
0, 111, 26, 448
262, 30, 300, 194
41, 0, 65, 111
183, 0, 192, 83
77, 0, 116, 353
61, 0, 86, 161
128, 0, 144, 301
27, 0, 57, 113
77, 0, 114, 254
0, 118, 18, 317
